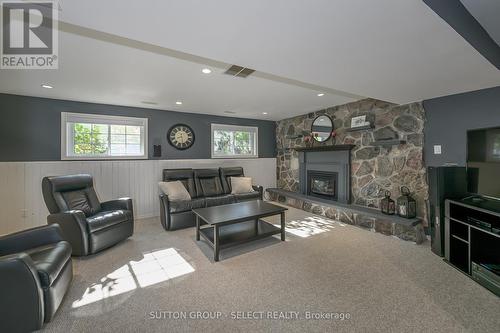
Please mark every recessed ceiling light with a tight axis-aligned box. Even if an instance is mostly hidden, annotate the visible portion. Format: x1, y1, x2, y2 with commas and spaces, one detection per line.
175, 101, 182, 105
262, 112, 268, 115
41, 84, 53, 89
202, 68, 212, 74
317, 93, 325, 97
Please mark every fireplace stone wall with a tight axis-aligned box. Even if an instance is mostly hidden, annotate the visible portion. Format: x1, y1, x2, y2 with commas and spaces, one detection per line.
276, 98, 428, 225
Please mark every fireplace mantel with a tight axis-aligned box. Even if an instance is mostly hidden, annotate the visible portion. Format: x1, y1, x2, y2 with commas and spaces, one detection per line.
294, 144, 355, 152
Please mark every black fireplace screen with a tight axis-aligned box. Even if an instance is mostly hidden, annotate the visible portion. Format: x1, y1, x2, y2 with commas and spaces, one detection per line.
307, 170, 338, 201
311, 179, 334, 195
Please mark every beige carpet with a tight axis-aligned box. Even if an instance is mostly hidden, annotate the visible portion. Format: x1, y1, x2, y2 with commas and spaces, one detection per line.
41, 204, 500, 333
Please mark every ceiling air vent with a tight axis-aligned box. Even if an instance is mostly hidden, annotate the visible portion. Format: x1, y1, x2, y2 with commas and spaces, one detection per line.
224, 65, 255, 78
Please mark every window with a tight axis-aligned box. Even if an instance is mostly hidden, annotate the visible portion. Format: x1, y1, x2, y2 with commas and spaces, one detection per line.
211, 124, 258, 158
61, 112, 148, 160
487, 130, 500, 161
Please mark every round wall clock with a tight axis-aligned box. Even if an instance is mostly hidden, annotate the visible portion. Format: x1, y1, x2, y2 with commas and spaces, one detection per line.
167, 124, 195, 150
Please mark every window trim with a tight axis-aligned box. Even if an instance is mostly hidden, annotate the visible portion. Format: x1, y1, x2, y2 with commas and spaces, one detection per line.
211, 123, 259, 159
61, 112, 148, 160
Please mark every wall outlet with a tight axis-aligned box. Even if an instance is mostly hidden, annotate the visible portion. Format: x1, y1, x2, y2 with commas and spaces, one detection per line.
21, 209, 28, 218
433, 145, 442, 155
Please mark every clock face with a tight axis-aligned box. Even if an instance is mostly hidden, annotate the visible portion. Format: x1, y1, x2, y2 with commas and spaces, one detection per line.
167, 124, 195, 150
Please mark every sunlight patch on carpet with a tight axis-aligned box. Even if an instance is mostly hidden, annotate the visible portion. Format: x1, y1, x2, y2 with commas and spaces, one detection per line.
284, 215, 340, 238
72, 248, 194, 308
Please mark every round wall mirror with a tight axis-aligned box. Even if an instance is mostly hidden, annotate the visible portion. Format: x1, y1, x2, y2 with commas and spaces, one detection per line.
311, 115, 333, 142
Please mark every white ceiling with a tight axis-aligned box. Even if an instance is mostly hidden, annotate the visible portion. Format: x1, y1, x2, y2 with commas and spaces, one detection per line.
0, 30, 355, 120
461, 0, 500, 46
1, 0, 499, 120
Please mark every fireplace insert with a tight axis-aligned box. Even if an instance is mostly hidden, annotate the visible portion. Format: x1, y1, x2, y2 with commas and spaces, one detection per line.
307, 170, 338, 201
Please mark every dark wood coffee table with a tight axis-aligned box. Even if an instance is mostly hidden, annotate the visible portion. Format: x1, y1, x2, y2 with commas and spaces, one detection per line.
192, 200, 287, 261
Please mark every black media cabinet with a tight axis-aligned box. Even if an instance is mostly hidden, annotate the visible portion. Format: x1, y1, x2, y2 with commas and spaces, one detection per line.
445, 198, 500, 296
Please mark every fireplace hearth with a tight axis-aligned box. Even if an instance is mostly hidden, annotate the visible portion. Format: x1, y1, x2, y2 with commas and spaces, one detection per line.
307, 170, 338, 201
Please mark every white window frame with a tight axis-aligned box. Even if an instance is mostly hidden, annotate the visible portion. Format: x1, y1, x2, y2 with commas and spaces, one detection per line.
61, 112, 148, 160
211, 123, 259, 159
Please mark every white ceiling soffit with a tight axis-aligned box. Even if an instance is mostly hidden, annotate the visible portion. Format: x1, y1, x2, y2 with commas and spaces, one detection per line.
461, 0, 500, 46
56, 0, 500, 104
0, 30, 356, 121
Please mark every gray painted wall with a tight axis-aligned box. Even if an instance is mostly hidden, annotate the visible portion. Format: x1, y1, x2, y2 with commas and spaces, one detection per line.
0, 93, 276, 161
423, 86, 500, 167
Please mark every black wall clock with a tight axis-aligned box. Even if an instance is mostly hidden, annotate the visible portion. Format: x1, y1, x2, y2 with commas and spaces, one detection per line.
167, 124, 195, 150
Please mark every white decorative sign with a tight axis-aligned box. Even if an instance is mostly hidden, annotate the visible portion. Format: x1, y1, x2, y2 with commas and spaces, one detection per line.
350, 115, 368, 128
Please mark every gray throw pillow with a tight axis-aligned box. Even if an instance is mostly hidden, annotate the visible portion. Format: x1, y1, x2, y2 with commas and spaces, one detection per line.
159, 181, 191, 201
230, 177, 255, 194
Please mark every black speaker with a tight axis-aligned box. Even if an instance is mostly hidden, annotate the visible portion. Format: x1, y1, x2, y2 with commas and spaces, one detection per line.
153, 145, 161, 158
427, 166, 467, 256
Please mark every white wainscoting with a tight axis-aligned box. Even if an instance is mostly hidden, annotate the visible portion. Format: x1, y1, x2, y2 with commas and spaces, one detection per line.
0, 158, 276, 235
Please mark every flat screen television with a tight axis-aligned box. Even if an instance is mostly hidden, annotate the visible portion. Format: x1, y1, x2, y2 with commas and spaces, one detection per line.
467, 127, 500, 200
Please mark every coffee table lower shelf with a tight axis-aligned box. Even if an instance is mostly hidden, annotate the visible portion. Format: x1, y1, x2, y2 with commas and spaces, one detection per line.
199, 220, 281, 255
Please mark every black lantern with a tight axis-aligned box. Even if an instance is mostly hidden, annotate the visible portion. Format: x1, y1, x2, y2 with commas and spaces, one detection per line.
397, 186, 417, 219
380, 190, 395, 215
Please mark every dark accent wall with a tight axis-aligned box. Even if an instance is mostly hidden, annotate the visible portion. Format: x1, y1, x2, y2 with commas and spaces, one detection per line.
0, 93, 276, 161
423, 86, 500, 167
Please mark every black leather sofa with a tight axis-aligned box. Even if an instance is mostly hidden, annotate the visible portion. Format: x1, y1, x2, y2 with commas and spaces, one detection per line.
160, 167, 263, 230
0, 224, 72, 333
42, 174, 134, 256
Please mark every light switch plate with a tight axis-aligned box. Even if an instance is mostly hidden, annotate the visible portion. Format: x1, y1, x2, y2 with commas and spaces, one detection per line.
433, 145, 442, 155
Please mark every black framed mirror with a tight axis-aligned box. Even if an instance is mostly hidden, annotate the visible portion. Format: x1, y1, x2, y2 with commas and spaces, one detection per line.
311, 115, 333, 142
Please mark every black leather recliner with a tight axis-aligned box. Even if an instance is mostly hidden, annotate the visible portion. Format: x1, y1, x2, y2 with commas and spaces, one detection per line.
195, 168, 237, 207
42, 174, 134, 256
0, 224, 72, 333
160, 169, 202, 231
160, 167, 263, 230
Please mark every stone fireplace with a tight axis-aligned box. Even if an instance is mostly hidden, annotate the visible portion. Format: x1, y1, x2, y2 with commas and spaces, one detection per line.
276, 98, 428, 225
297, 145, 354, 204
270, 99, 428, 243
